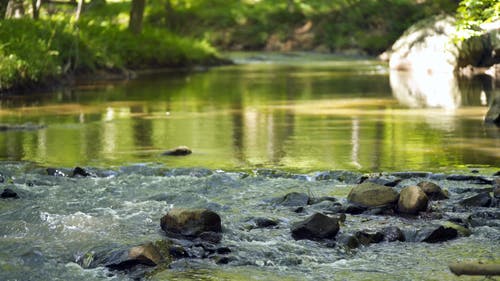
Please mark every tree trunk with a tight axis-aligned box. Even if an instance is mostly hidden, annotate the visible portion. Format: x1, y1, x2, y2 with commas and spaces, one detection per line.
128, 0, 145, 35
5, 0, 25, 18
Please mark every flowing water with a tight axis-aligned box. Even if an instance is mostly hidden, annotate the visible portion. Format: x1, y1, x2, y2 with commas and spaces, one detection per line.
0, 53, 499, 280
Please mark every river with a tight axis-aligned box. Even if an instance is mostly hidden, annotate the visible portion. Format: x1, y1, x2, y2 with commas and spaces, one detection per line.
0, 53, 498, 280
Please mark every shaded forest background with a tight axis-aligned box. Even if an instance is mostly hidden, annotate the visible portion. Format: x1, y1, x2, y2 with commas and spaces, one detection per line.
0, 0, 498, 92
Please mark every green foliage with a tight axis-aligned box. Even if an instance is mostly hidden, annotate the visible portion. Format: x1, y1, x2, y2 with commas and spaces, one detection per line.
0, 2, 218, 92
456, 0, 500, 39
147, 0, 457, 54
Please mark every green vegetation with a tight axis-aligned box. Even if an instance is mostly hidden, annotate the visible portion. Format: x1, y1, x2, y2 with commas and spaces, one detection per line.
0, 0, 219, 92
1, 0, 498, 93
147, 0, 457, 54
456, 0, 500, 39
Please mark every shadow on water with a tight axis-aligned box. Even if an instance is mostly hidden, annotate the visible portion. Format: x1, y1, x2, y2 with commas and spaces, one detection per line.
0, 53, 498, 172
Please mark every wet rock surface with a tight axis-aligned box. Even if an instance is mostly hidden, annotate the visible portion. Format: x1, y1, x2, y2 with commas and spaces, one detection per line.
347, 182, 399, 208
397, 186, 429, 215
291, 213, 340, 241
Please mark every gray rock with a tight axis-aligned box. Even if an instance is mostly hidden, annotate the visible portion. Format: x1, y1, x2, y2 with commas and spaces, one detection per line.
398, 186, 429, 215
1, 188, 18, 199
278, 192, 311, 207
460, 192, 492, 207
347, 182, 399, 208
291, 213, 340, 241
415, 225, 458, 243
381, 226, 405, 242
160, 208, 222, 240
417, 181, 449, 200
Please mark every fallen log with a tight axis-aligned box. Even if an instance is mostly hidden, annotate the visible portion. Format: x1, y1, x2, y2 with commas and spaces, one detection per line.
449, 262, 500, 276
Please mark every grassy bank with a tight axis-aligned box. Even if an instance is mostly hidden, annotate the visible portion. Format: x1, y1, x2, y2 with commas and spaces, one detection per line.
0, 3, 220, 92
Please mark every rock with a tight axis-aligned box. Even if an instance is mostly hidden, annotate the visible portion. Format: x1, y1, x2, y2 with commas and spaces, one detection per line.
337, 234, 360, 249
354, 230, 384, 245
72, 166, 92, 177
309, 196, 337, 205
459, 192, 492, 207
415, 225, 458, 243
313, 171, 362, 184
291, 213, 340, 241
347, 182, 399, 208
417, 181, 449, 200
397, 186, 429, 215
278, 192, 311, 207
381, 226, 405, 242
79, 241, 167, 271
310, 200, 344, 214
1, 188, 18, 199
449, 261, 500, 276
386, 15, 458, 73
161, 146, 192, 156
250, 217, 279, 229
160, 208, 222, 239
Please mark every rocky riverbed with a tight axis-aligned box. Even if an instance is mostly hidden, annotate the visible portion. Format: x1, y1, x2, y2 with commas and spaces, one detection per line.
0, 163, 499, 280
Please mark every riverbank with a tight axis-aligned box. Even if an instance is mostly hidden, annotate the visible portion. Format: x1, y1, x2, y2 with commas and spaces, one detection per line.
0, 17, 227, 94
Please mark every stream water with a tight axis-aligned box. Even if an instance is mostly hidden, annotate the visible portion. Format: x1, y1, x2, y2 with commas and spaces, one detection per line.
0, 53, 499, 280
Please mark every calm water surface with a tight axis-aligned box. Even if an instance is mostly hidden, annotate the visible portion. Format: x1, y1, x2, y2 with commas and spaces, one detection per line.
0, 52, 498, 172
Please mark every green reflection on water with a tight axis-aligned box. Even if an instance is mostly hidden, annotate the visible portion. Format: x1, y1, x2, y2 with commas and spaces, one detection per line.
0, 53, 498, 172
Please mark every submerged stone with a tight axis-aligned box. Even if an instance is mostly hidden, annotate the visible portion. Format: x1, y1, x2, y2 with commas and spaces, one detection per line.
161, 146, 192, 156
72, 166, 92, 177
291, 213, 339, 241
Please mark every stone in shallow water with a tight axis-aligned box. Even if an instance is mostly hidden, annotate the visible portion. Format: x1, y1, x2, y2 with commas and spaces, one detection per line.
397, 186, 428, 215
1, 188, 18, 199
161, 146, 192, 156
381, 226, 405, 242
278, 192, 311, 207
347, 182, 399, 208
417, 181, 449, 200
160, 208, 222, 239
460, 192, 492, 207
291, 213, 339, 241
415, 225, 458, 243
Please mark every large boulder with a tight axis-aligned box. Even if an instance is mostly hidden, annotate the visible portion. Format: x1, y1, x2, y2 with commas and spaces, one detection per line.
417, 181, 449, 200
397, 186, 429, 215
347, 182, 399, 208
291, 213, 340, 241
385, 15, 458, 73
160, 208, 222, 240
